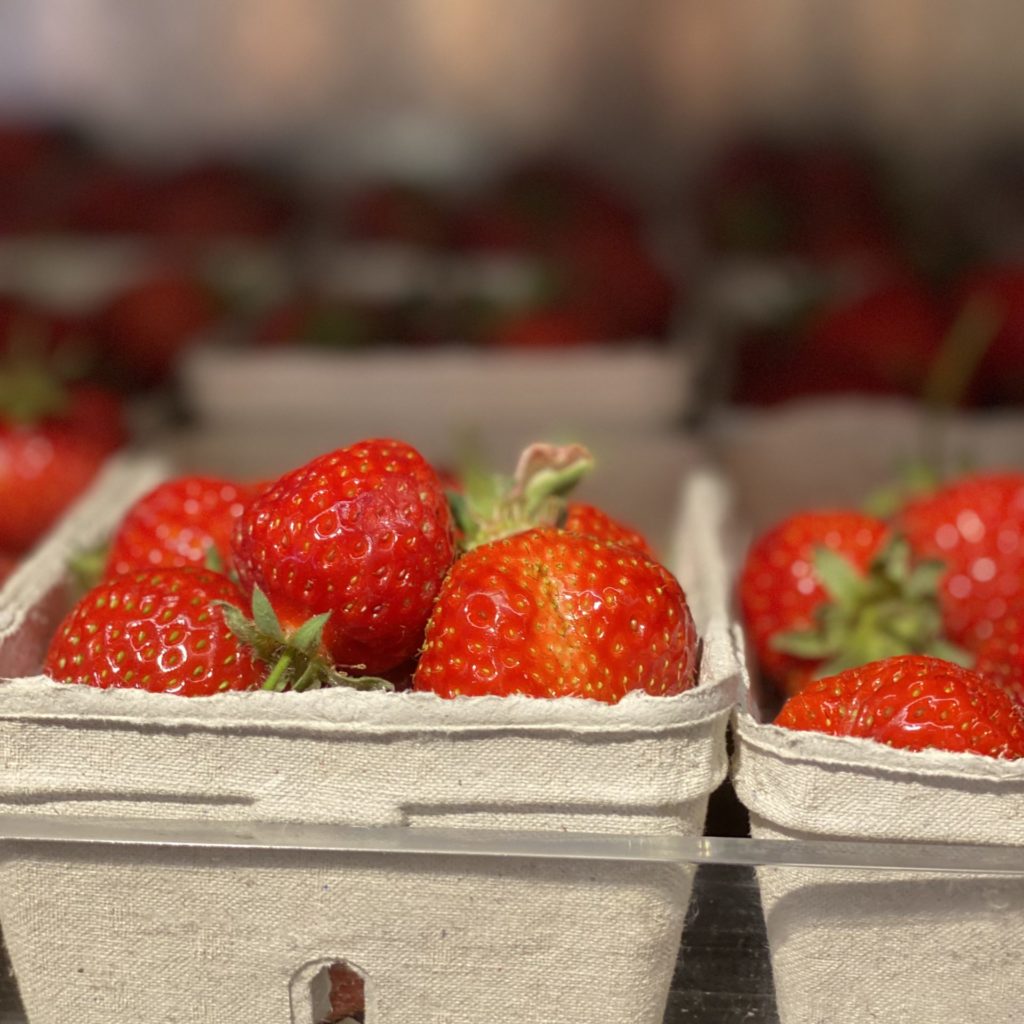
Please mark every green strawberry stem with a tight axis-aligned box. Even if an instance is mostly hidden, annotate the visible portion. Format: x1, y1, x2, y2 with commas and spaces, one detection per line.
919, 294, 1001, 476
217, 587, 394, 693
262, 650, 293, 692
921, 295, 1001, 414
454, 441, 595, 551
771, 536, 970, 679
863, 298, 1000, 519
0, 356, 70, 424
0, 319, 96, 425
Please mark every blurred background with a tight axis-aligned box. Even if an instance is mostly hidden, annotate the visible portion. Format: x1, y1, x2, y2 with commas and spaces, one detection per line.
2, 0, 1024, 496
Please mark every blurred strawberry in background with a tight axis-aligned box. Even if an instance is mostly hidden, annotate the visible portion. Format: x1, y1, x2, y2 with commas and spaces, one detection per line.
701, 139, 905, 281
733, 279, 948, 404
62, 161, 162, 234
93, 270, 220, 388
0, 122, 71, 234
254, 294, 385, 349
148, 164, 292, 242
955, 264, 1024, 404
341, 180, 450, 248
0, 351, 125, 553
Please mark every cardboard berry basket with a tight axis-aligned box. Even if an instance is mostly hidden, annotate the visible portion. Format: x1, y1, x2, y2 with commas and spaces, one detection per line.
0, 451, 737, 1024
719, 397, 1024, 1024
181, 339, 693, 441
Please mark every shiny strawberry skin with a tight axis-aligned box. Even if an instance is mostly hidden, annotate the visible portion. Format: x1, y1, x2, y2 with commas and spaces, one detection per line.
413, 528, 698, 702
106, 475, 259, 577
974, 602, 1024, 707
0, 385, 125, 554
564, 501, 655, 559
776, 655, 1024, 758
739, 510, 890, 693
233, 438, 455, 675
897, 472, 1024, 650
43, 568, 267, 696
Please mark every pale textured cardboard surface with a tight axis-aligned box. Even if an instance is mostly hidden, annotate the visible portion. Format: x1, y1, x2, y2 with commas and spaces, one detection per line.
0, 454, 169, 679
181, 343, 693, 435
0, 461, 736, 1023
723, 400, 1024, 1024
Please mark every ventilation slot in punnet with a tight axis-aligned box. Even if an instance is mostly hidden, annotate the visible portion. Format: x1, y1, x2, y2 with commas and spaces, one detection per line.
292, 958, 367, 1024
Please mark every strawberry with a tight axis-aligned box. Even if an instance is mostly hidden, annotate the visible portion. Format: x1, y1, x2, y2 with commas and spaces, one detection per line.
974, 602, 1024, 707
413, 527, 697, 701
0, 369, 125, 553
0, 552, 18, 585
43, 568, 269, 696
254, 296, 382, 349
148, 163, 291, 241
954, 264, 1024, 404
440, 444, 650, 558
487, 305, 602, 348
63, 162, 162, 234
322, 963, 365, 1022
94, 270, 219, 389
775, 655, 1024, 758
734, 280, 947, 405
232, 438, 455, 675
740, 511, 889, 692
105, 476, 261, 578
795, 281, 947, 396
739, 510, 960, 696
896, 472, 1024, 650
563, 501, 655, 559
341, 182, 449, 248
550, 223, 677, 338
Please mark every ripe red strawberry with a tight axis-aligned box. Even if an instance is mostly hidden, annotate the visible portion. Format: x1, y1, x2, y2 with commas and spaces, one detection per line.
487, 305, 602, 349
0, 381, 125, 553
63, 162, 161, 234
796, 281, 947, 396
734, 280, 947, 405
341, 181, 449, 248
739, 511, 891, 694
147, 164, 290, 241
94, 270, 219, 388
775, 655, 1024, 758
232, 438, 455, 675
897, 472, 1024, 650
0, 552, 18, 585
955, 264, 1024, 404
254, 296, 381, 349
44, 568, 268, 695
322, 963, 365, 1022
975, 604, 1024, 708
105, 476, 261, 578
564, 501, 654, 559
413, 528, 697, 701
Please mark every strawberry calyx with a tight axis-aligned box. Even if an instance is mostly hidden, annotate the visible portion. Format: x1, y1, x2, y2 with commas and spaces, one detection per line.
771, 536, 969, 678
862, 460, 944, 519
0, 356, 71, 424
0, 321, 94, 425
215, 587, 394, 693
450, 441, 595, 551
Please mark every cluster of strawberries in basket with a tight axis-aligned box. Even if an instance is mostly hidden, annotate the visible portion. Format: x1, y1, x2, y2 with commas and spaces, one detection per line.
43, 438, 698, 705
741, 471, 1024, 759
